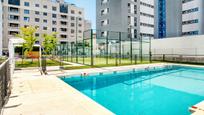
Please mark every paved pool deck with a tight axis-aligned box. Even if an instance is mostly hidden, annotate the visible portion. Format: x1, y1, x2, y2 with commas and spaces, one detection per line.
2, 63, 203, 115
2, 69, 113, 115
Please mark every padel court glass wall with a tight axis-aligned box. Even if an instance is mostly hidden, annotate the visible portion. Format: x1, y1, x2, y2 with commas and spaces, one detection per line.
54, 29, 152, 66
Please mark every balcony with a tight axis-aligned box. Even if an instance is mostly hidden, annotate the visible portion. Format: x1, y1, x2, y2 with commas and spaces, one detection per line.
60, 15, 68, 20
9, 15, 20, 22
9, 7, 19, 14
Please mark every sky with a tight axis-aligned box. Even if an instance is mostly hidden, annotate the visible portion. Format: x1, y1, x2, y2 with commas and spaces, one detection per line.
66, 0, 96, 29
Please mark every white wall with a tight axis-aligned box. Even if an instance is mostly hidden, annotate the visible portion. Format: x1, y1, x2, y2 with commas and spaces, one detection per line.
151, 35, 204, 55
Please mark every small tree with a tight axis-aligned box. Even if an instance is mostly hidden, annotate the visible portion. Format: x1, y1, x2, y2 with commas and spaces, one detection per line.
42, 32, 58, 55
16, 26, 38, 63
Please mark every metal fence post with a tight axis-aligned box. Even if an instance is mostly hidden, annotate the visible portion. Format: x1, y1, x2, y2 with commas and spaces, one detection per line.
83, 31, 85, 64
149, 37, 152, 63
140, 36, 143, 63
66, 42, 69, 61
130, 33, 133, 64
150, 51, 152, 63
163, 54, 165, 61
71, 42, 73, 62
91, 29, 94, 66
106, 31, 109, 65
116, 53, 118, 66
135, 54, 137, 64
119, 32, 122, 64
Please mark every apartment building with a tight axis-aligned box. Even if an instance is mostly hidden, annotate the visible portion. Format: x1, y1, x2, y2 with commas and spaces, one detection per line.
84, 19, 92, 31
96, 0, 154, 40
154, 0, 182, 38
155, 0, 204, 38
182, 0, 204, 36
2, 0, 85, 51
0, 1, 2, 56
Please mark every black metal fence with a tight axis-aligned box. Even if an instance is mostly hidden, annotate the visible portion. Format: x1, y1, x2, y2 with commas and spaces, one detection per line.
152, 54, 204, 64
0, 58, 11, 111
53, 29, 152, 67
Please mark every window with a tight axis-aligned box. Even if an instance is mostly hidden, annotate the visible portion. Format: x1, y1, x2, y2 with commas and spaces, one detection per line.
24, 17, 30, 22
52, 21, 57, 25
79, 11, 82, 14
9, 0, 20, 6
35, 18, 40, 22
140, 2, 154, 8
35, 33, 39, 37
71, 16, 75, 20
101, 8, 109, 15
101, 0, 108, 5
101, 19, 109, 26
9, 31, 19, 35
61, 15, 67, 19
52, 6, 57, 11
78, 24, 82, 27
9, 7, 19, 13
60, 21, 67, 25
43, 12, 47, 16
35, 41, 40, 44
182, 0, 194, 4
24, 9, 29, 14
60, 4, 68, 13
35, 11, 40, 15
9, 15, 19, 21
43, 19, 47, 23
35, 4, 39, 7
182, 19, 199, 25
60, 35, 67, 38
78, 17, 82, 21
52, 14, 57, 18
71, 23, 75, 27
71, 29, 75, 33
43, 5, 47, 9
24, 2, 29, 6
71, 10, 75, 14
61, 28, 67, 32
9, 23, 19, 28
182, 30, 199, 35
52, 28, 57, 32
43, 27, 47, 30
101, 31, 107, 37
182, 7, 199, 14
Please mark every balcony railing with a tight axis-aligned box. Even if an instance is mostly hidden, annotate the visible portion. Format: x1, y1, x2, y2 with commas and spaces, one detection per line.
9, 10, 19, 14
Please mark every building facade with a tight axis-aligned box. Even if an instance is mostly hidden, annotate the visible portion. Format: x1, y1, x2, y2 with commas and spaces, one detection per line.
96, 0, 154, 40
0, 1, 2, 56
182, 0, 204, 36
2, 0, 85, 51
84, 19, 92, 31
155, 0, 204, 39
154, 0, 182, 38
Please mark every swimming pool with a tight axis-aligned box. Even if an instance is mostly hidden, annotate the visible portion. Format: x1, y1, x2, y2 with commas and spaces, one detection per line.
61, 65, 204, 115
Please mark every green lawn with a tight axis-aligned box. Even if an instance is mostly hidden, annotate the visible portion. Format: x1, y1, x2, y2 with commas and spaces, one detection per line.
15, 58, 65, 68
63, 60, 160, 70
62, 57, 150, 66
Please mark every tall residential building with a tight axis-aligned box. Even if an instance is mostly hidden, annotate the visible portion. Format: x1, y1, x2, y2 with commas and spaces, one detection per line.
2, 0, 85, 51
96, 0, 154, 40
84, 20, 92, 31
182, 0, 204, 36
0, 1, 2, 56
154, 0, 182, 38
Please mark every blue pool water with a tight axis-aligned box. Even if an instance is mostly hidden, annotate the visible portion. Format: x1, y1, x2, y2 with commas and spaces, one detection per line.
61, 66, 204, 115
